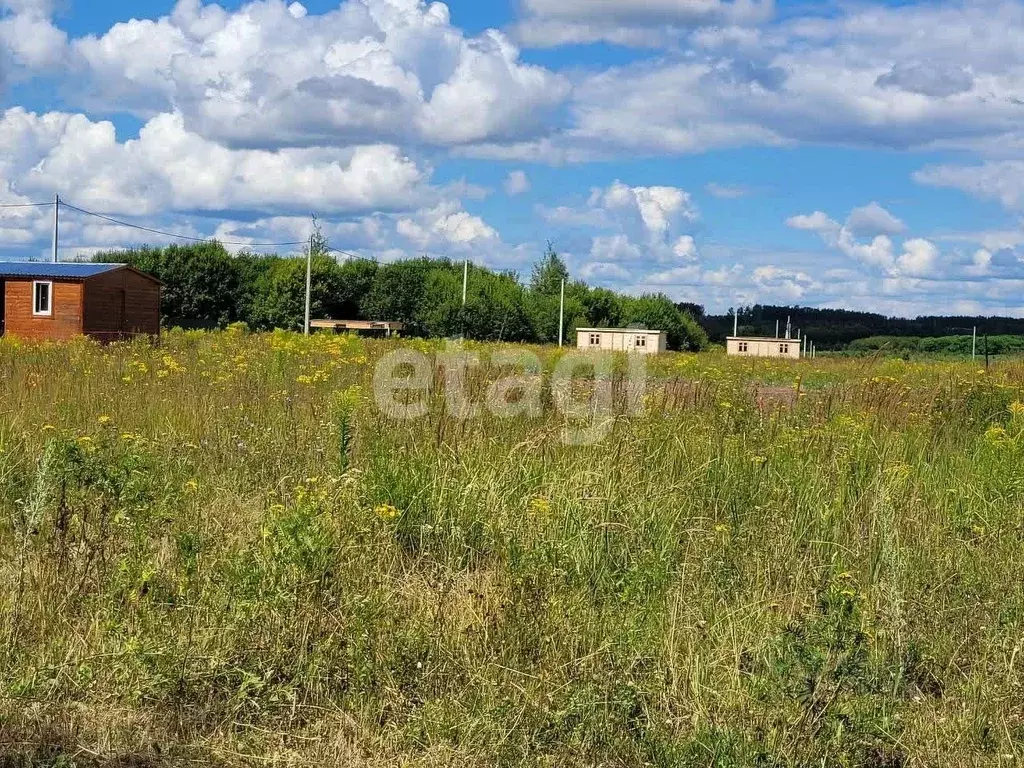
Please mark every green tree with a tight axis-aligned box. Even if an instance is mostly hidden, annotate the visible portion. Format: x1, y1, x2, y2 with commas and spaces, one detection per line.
234, 252, 275, 327
463, 269, 534, 342
248, 255, 346, 331
417, 266, 463, 338
336, 259, 378, 320
581, 286, 622, 329
308, 215, 329, 260
529, 243, 569, 296
623, 293, 709, 351
526, 245, 575, 343
362, 258, 438, 334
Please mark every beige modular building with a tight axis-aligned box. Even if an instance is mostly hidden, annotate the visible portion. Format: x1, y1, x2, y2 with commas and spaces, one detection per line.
727, 336, 801, 359
577, 327, 668, 355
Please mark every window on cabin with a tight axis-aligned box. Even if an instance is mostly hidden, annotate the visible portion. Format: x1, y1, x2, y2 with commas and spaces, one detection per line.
33, 281, 52, 317
589, 333, 601, 346
738, 342, 748, 353
780, 344, 789, 354
635, 335, 647, 348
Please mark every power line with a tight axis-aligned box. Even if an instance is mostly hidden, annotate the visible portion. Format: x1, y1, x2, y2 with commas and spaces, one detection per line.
0, 201, 54, 209
325, 244, 378, 263
60, 201, 307, 248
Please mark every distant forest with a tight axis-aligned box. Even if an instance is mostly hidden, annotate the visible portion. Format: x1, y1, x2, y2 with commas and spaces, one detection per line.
687, 304, 1024, 350
91, 240, 1024, 353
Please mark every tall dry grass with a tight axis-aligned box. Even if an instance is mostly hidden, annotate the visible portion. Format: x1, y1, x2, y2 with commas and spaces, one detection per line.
0, 330, 1022, 766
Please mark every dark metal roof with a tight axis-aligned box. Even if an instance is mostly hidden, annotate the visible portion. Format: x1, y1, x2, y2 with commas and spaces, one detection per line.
0, 262, 124, 280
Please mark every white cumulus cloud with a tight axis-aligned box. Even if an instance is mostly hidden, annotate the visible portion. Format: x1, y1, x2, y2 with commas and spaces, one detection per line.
844, 202, 906, 238
895, 238, 939, 277
0, 108, 430, 215
788, 204, 941, 277
914, 161, 1024, 212
396, 202, 498, 249
504, 170, 531, 196
544, 180, 701, 267
60, 0, 568, 150
0, 0, 65, 70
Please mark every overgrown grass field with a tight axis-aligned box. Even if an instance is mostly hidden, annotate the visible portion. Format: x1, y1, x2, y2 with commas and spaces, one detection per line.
1, 330, 1023, 766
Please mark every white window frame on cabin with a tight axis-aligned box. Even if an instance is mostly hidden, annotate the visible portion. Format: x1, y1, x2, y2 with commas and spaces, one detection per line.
635, 335, 647, 349
738, 341, 749, 353
32, 280, 53, 317
780, 343, 789, 355
589, 333, 601, 346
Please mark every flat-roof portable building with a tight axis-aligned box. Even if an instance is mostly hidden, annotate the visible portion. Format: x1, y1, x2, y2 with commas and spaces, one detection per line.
0, 262, 161, 342
726, 336, 801, 359
576, 327, 668, 355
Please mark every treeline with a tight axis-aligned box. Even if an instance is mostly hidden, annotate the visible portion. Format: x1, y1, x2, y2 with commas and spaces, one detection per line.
95, 243, 709, 350
847, 335, 1024, 357
695, 304, 1024, 349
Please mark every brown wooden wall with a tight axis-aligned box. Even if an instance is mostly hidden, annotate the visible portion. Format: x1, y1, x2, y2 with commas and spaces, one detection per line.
3, 279, 84, 341
2, 269, 160, 342
83, 268, 161, 340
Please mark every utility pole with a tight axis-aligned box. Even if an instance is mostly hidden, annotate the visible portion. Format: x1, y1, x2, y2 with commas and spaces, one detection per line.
304, 231, 313, 336
462, 259, 469, 306
972, 326, 977, 361
733, 307, 738, 337
558, 278, 565, 347
775, 319, 780, 338
51, 194, 59, 263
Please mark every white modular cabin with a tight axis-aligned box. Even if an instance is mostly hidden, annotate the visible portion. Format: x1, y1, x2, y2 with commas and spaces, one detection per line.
577, 327, 668, 355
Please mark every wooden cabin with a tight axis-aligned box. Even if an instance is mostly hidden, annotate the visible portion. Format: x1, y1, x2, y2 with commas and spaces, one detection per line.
0, 262, 161, 341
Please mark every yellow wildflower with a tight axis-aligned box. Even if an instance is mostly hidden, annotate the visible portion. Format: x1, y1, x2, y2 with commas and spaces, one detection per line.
161, 354, 185, 373
985, 424, 1008, 445
527, 496, 552, 517
97, 415, 112, 425
374, 504, 401, 522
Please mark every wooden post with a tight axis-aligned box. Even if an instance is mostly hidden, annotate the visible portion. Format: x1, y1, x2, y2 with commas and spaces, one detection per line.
304, 232, 312, 335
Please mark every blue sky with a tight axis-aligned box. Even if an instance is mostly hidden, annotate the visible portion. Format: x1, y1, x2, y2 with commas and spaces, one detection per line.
2, 0, 1024, 316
